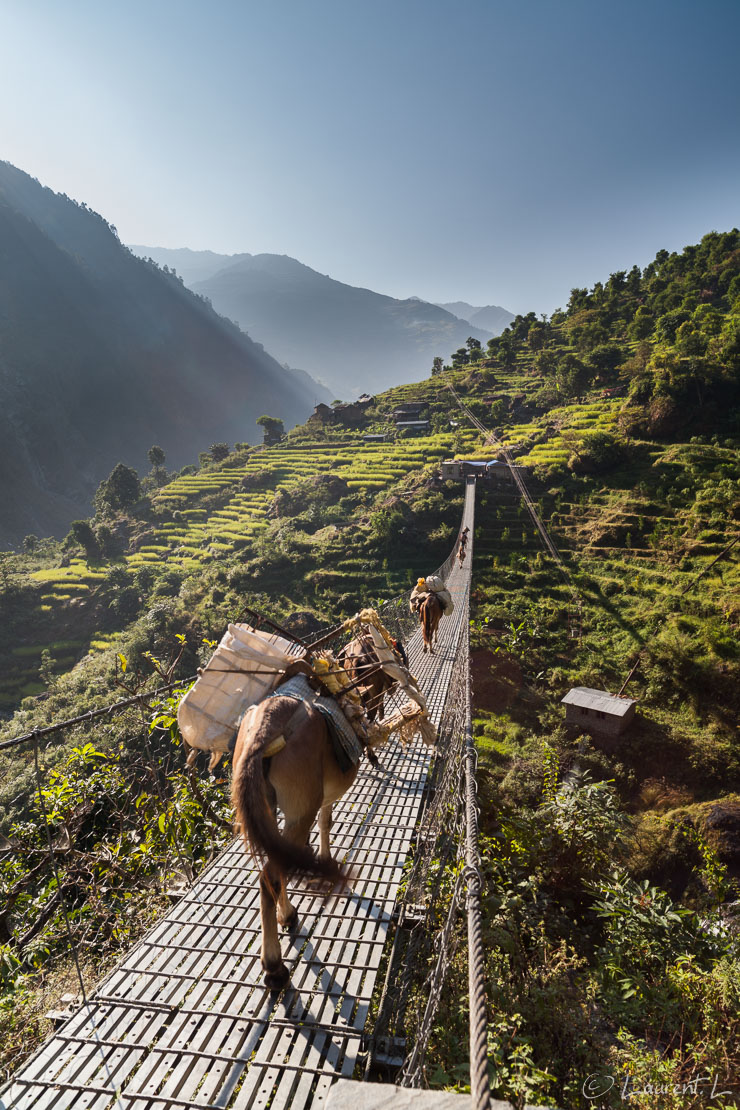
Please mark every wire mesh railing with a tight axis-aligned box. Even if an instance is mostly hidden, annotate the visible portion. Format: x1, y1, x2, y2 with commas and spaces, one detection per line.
364, 590, 470, 1085
0, 685, 235, 1081
358, 480, 491, 1105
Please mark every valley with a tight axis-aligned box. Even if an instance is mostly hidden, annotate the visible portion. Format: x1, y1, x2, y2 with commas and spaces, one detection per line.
0, 228, 738, 1106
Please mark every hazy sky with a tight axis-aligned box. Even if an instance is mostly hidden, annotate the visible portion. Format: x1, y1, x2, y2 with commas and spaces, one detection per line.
1, 0, 739, 315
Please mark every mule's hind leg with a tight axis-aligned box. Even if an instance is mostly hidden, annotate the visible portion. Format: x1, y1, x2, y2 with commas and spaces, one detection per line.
260, 866, 289, 990
318, 804, 332, 862
276, 813, 315, 930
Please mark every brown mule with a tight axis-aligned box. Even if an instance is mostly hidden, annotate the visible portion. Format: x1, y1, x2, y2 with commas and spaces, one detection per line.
419, 592, 444, 654
230, 650, 429, 990
339, 634, 398, 722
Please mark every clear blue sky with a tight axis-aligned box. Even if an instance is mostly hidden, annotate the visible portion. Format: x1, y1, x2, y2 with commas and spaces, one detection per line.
1, 0, 739, 315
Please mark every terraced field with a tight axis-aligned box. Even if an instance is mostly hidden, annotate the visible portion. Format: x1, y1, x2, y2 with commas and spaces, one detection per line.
9, 427, 482, 707
12, 359, 735, 717
145, 432, 479, 566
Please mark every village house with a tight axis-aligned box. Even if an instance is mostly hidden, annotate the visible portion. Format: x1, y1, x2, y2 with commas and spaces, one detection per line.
395, 419, 431, 434
439, 459, 528, 484
308, 400, 369, 428
561, 687, 637, 738
389, 401, 428, 422
308, 402, 334, 424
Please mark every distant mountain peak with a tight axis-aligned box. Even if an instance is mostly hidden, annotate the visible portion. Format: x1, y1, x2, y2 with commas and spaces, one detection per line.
131, 245, 505, 397
435, 301, 514, 334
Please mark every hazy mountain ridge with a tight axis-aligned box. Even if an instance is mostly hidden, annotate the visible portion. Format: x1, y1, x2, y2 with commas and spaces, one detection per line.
0, 163, 328, 547
435, 300, 514, 333
130, 246, 498, 396
127, 246, 253, 287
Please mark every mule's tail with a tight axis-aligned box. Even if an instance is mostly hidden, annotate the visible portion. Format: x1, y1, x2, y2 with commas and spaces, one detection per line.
421, 599, 433, 645
231, 700, 345, 885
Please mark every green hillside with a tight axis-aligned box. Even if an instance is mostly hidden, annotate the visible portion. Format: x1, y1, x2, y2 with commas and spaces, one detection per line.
0, 230, 738, 1102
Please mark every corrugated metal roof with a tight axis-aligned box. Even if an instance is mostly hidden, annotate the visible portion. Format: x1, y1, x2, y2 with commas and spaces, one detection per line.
561, 687, 637, 716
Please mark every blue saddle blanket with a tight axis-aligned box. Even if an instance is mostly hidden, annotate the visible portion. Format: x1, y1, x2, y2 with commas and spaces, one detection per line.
269, 673, 363, 773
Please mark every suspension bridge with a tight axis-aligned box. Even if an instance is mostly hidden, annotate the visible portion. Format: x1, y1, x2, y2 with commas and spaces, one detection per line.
0, 480, 486, 1110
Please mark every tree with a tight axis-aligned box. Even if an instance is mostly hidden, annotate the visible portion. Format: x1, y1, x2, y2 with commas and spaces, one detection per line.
431, 356, 444, 376
556, 354, 588, 399
256, 415, 284, 444
497, 333, 517, 368
369, 505, 409, 551
675, 322, 707, 358
533, 349, 557, 376
147, 445, 167, 486
575, 321, 609, 353
566, 431, 624, 474
587, 343, 623, 378
94, 463, 141, 517
210, 443, 230, 462
655, 309, 690, 344
67, 519, 100, 560
527, 323, 547, 351
490, 399, 505, 424
22, 534, 39, 554
628, 307, 654, 341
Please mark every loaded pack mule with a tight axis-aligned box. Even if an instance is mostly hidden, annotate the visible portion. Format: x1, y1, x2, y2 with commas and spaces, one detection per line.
179, 612, 435, 991
339, 630, 407, 723
409, 574, 454, 655
418, 592, 444, 653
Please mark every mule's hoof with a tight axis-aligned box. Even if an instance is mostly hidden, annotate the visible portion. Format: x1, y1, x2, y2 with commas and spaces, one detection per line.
264, 961, 290, 991
280, 908, 299, 931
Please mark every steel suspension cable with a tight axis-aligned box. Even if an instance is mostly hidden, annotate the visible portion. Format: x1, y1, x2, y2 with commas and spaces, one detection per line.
463, 631, 491, 1110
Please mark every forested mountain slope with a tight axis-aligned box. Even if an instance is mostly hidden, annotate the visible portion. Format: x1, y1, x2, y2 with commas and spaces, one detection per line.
0, 162, 327, 547
132, 246, 493, 397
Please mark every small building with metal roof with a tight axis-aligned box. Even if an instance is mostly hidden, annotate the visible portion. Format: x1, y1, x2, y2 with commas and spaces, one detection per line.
561, 687, 637, 738
395, 420, 431, 434
439, 458, 528, 483
390, 401, 427, 419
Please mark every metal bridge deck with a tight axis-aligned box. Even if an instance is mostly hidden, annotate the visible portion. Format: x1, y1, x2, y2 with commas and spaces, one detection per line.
1, 482, 476, 1110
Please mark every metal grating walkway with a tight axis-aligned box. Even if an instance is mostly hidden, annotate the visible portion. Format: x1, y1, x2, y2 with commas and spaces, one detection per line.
1, 481, 476, 1110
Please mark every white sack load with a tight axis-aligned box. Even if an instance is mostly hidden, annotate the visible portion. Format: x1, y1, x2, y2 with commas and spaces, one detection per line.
425, 574, 454, 615
178, 624, 296, 758
363, 623, 428, 714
